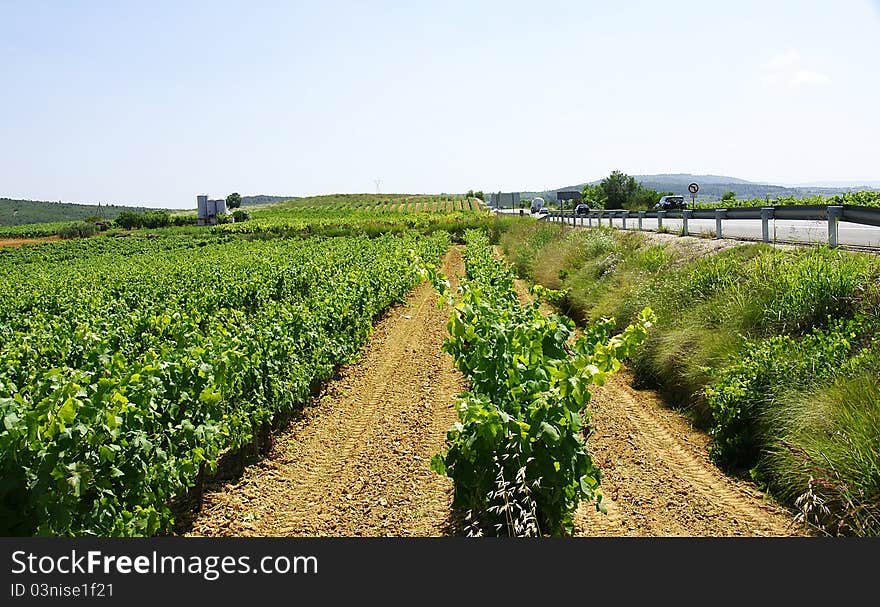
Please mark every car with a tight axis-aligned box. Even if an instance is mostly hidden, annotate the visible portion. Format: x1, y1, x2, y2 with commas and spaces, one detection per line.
536, 207, 551, 216
574, 203, 590, 216
655, 195, 687, 210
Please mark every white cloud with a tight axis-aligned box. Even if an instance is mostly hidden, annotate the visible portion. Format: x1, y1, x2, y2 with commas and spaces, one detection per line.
761, 50, 831, 89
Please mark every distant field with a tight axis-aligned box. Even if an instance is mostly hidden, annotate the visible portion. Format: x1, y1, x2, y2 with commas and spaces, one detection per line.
214, 194, 491, 238
0, 221, 80, 239
0, 193, 490, 239
271, 193, 483, 212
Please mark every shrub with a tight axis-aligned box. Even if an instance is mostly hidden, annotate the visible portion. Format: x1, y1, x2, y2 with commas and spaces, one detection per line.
114, 211, 142, 230
171, 214, 198, 227
140, 211, 170, 229
704, 318, 869, 472
57, 222, 97, 239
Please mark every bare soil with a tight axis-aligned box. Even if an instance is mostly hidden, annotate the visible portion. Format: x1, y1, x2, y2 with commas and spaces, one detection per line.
188, 244, 805, 537
0, 236, 59, 248
187, 247, 467, 536
574, 371, 804, 536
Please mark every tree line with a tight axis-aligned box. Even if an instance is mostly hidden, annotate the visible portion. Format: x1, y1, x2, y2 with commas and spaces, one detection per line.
580, 172, 742, 210
579, 171, 673, 210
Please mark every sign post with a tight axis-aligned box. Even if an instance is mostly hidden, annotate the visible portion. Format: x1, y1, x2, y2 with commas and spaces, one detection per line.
688, 182, 700, 209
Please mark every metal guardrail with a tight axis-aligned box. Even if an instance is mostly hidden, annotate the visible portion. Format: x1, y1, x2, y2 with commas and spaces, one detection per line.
536, 204, 880, 248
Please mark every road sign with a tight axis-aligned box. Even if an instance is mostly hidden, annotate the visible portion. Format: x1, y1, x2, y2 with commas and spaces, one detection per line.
688, 182, 699, 209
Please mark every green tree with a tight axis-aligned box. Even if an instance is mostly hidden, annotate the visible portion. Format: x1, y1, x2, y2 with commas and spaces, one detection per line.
580, 184, 607, 209
474, 190, 485, 201
226, 192, 242, 209
114, 211, 142, 230
599, 171, 639, 209
628, 188, 672, 210
721, 191, 736, 202
140, 210, 171, 229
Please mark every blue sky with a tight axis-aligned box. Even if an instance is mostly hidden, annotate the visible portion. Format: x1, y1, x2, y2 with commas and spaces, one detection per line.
1, 0, 879, 209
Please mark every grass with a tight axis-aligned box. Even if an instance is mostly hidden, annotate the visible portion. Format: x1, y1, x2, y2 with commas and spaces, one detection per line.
760, 371, 880, 536
497, 220, 880, 535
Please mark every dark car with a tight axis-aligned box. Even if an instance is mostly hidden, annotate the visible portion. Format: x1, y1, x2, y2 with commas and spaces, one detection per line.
655, 195, 686, 210
575, 203, 590, 216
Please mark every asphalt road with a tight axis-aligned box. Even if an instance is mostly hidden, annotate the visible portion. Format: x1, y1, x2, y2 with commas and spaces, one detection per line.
492, 208, 880, 249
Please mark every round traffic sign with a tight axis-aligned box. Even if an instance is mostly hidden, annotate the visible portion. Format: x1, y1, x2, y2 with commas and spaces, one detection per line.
688, 182, 700, 194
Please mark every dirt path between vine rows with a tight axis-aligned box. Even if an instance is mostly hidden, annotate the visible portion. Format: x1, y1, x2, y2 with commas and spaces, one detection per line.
573, 371, 804, 536
503, 267, 804, 537
187, 247, 466, 536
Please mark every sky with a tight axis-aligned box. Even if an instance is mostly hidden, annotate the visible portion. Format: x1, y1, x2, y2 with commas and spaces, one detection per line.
1, 0, 879, 209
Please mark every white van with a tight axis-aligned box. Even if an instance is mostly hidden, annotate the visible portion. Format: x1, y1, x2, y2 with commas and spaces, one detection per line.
530, 197, 545, 213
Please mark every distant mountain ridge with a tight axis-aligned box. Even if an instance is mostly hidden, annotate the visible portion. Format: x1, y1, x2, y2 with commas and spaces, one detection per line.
547, 173, 879, 201
783, 180, 880, 188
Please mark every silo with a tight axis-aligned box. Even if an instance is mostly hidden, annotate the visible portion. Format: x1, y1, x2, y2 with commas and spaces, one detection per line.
197, 195, 208, 224
216, 199, 228, 215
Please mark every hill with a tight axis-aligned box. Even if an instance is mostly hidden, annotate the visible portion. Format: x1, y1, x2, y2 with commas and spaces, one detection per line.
0, 198, 162, 227
547, 173, 879, 202
0, 194, 301, 226
241, 195, 299, 206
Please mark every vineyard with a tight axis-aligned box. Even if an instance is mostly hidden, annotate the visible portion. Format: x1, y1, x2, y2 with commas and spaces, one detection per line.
0, 230, 450, 535
424, 230, 654, 535
213, 196, 490, 238
698, 190, 880, 209
0, 194, 488, 240
0, 221, 80, 239
258, 194, 483, 213
0, 195, 856, 538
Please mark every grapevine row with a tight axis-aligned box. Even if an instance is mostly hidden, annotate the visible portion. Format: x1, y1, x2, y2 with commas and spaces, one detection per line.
0, 231, 450, 535
426, 230, 655, 536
